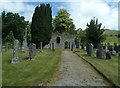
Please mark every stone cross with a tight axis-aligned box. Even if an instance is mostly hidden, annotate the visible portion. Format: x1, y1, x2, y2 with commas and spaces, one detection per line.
87, 43, 93, 56
22, 28, 27, 51
29, 43, 36, 59
11, 39, 19, 63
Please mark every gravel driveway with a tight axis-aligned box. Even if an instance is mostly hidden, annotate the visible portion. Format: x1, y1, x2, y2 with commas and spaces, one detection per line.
47, 50, 111, 86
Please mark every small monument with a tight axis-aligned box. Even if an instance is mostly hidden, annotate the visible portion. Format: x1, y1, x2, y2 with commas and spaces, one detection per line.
40, 42, 43, 52
52, 42, 55, 51
96, 43, 105, 59
29, 43, 36, 59
22, 28, 27, 51
11, 39, 19, 63
87, 43, 93, 56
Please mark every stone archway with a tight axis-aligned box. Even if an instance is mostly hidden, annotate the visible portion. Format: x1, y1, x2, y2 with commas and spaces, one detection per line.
64, 41, 69, 49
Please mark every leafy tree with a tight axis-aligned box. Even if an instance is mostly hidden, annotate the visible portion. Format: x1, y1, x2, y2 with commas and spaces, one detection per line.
2, 11, 28, 45
86, 17, 105, 48
31, 4, 53, 48
53, 9, 76, 34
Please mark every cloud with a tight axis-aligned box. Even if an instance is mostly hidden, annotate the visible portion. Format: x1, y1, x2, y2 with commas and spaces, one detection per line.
64, 0, 118, 30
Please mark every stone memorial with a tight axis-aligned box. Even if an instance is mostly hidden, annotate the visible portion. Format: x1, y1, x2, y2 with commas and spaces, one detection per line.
87, 43, 93, 56
11, 39, 19, 63
40, 42, 43, 52
106, 51, 112, 59
108, 45, 114, 55
71, 43, 74, 51
29, 43, 36, 59
22, 29, 27, 51
52, 42, 55, 51
5, 43, 8, 52
114, 43, 119, 56
96, 43, 105, 59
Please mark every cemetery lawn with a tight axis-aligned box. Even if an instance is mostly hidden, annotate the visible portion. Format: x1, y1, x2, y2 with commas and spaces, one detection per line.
74, 49, 119, 86
2, 49, 62, 86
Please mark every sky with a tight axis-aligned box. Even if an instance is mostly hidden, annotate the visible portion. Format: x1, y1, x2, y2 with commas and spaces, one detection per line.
0, 0, 119, 30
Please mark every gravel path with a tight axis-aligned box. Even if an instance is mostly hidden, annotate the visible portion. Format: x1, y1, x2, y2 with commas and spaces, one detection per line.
47, 50, 110, 86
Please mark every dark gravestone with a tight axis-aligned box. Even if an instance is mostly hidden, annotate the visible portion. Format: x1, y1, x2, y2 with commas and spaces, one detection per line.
29, 43, 36, 59
11, 39, 19, 63
71, 43, 73, 51
81, 44, 84, 49
114, 44, 119, 56
87, 43, 93, 56
108, 45, 114, 55
52, 42, 55, 51
106, 51, 112, 59
5, 43, 8, 52
96, 43, 105, 59
40, 42, 43, 52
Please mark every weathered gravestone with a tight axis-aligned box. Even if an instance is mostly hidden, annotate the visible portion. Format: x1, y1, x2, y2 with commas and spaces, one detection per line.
106, 51, 112, 59
71, 43, 74, 51
87, 43, 93, 56
11, 39, 19, 63
5, 43, 8, 52
52, 42, 55, 51
29, 43, 36, 59
114, 43, 119, 56
22, 29, 28, 52
81, 44, 84, 49
40, 42, 43, 52
96, 43, 105, 59
108, 45, 114, 55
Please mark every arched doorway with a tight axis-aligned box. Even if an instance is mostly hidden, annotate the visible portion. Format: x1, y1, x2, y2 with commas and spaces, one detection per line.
64, 41, 69, 49
56, 37, 60, 44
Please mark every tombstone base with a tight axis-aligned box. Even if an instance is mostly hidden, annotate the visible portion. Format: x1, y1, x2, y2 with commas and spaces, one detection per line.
11, 57, 19, 63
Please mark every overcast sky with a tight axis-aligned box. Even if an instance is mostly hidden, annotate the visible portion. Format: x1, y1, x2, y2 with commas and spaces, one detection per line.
0, 0, 119, 30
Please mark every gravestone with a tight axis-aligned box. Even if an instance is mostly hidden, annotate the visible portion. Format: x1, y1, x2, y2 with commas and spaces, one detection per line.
108, 45, 114, 55
87, 43, 93, 56
96, 43, 105, 59
114, 43, 119, 56
5, 43, 8, 52
52, 42, 55, 51
81, 44, 84, 49
106, 51, 112, 59
71, 43, 74, 51
22, 28, 27, 51
40, 42, 43, 52
11, 39, 19, 63
29, 43, 36, 59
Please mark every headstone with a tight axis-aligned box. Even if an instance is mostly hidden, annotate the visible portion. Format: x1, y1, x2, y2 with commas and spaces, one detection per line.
108, 45, 114, 55
29, 43, 36, 59
22, 28, 27, 51
11, 39, 19, 63
40, 42, 43, 52
96, 43, 105, 59
106, 51, 112, 59
87, 43, 93, 56
81, 44, 84, 49
52, 42, 55, 51
114, 43, 119, 56
71, 43, 73, 51
5, 43, 8, 52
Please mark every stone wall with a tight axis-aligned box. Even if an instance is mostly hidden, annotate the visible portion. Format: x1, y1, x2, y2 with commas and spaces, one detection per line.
44, 34, 76, 49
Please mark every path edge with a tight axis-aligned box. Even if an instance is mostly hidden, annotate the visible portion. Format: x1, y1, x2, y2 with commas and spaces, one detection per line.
74, 51, 119, 88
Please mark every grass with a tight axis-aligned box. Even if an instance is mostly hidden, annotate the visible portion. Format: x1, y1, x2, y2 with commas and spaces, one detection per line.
74, 49, 119, 86
2, 48, 62, 86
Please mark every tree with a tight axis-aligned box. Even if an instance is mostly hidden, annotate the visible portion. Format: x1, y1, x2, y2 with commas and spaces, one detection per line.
31, 4, 53, 48
2, 11, 28, 45
53, 9, 76, 34
86, 17, 105, 48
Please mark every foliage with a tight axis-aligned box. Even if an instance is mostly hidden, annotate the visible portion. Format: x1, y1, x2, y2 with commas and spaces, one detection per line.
2, 11, 28, 45
86, 17, 105, 48
53, 9, 76, 34
31, 4, 53, 48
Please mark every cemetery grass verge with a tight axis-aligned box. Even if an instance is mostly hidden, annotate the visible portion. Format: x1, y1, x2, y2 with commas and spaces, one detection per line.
2, 49, 62, 86
74, 49, 119, 87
